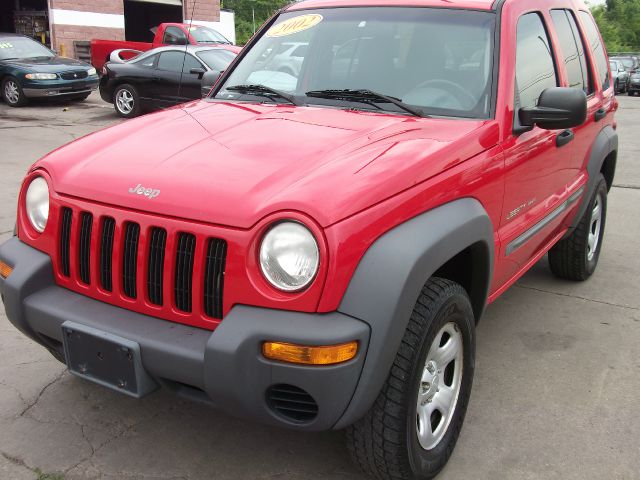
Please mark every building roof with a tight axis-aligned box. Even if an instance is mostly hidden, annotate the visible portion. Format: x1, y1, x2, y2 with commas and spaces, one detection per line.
288, 0, 497, 12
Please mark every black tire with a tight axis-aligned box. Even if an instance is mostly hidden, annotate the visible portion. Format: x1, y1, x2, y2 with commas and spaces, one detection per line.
2, 76, 28, 107
549, 174, 608, 281
346, 278, 476, 480
113, 83, 141, 118
629, 91, 636, 97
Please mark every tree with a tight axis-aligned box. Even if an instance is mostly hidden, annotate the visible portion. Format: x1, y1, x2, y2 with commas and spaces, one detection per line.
591, 0, 640, 52
222, 0, 290, 44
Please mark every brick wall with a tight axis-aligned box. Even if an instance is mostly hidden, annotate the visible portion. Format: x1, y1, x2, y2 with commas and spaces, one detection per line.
50, 0, 124, 15
52, 24, 125, 59
184, 0, 220, 22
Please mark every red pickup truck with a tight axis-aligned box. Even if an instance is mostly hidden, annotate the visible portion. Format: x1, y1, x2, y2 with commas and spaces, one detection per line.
91, 23, 241, 71
1, 1, 618, 479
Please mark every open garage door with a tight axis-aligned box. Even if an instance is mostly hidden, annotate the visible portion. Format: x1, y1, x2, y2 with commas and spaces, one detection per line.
124, 0, 183, 42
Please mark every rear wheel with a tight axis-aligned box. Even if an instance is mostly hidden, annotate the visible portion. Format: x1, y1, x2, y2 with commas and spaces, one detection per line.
549, 174, 608, 281
346, 278, 475, 480
113, 83, 141, 118
2, 76, 28, 107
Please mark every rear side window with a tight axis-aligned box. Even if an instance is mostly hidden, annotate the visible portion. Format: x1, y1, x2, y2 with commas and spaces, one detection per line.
579, 11, 610, 90
515, 13, 558, 109
550, 9, 592, 94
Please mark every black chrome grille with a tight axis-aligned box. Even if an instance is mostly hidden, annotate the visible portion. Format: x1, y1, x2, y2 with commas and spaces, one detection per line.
60, 70, 88, 80
266, 385, 319, 423
59, 208, 72, 277
100, 217, 115, 291
78, 212, 93, 284
122, 222, 140, 299
147, 228, 167, 306
175, 233, 196, 313
204, 238, 227, 319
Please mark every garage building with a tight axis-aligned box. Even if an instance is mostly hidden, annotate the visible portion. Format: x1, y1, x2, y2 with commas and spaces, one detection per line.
0, 0, 235, 59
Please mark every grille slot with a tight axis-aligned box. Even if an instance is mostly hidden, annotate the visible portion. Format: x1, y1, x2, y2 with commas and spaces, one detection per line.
266, 384, 319, 423
204, 238, 227, 319
122, 222, 140, 299
174, 233, 196, 312
147, 228, 167, 306
60, 70, 88, 80
78, 212, 93, 284
100, 217, 116, 291
59, 208, 73, 277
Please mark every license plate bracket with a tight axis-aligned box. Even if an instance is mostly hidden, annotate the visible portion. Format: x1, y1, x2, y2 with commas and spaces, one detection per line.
61, 321, 157, 398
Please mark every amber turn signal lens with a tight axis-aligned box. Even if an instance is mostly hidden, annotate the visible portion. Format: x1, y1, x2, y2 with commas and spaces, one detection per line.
262, 341, 358, 366
0, 260, 12, 279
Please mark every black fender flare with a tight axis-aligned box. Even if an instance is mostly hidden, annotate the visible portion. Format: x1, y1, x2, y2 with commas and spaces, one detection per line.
571, 125, 617, 230
334, 198, 494, 429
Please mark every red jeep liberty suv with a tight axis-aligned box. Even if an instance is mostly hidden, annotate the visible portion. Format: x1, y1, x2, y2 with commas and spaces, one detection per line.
0, 0, 617, 478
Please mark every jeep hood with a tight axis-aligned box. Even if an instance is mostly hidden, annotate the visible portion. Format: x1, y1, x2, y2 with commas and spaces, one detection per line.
38, 101, 497, 229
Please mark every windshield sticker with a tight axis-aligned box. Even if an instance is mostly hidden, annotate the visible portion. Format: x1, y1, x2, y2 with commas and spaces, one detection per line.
0, 43, 14, 49
267, 14, 323, 38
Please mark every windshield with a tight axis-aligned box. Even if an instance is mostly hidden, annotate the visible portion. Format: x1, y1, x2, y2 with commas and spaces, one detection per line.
0, 37, 54, 61
214, 8, 496, 118
196, 49, 236, 71
189, 26, 231, 44
617, 58, 634, 68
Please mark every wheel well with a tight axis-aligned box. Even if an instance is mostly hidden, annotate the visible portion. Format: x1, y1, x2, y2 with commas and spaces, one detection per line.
432, 241, 490, 323
600, 151, 616, 191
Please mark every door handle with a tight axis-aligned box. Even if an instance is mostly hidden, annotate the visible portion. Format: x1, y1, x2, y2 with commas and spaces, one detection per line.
556, 129, 574, 147
595, 108, 607, 122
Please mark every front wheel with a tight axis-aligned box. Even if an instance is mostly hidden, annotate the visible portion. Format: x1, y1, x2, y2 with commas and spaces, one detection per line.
2, 76, 28, 107
346, 278, 475, 480
113, 83, 141, 118
549, 174, 608, 281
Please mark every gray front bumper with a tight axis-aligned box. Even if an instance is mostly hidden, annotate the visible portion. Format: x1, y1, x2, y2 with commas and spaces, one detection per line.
0, 237, 370, 431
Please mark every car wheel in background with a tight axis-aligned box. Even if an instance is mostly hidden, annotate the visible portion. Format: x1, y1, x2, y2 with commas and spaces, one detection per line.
346, 278, 475, 480
549, 174, 608, 281
113, 84, 141, 118
2, 76, 28, 107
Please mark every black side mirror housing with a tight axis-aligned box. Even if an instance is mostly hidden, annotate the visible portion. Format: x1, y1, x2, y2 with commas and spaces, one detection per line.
201, 70, 221, 97
190, 67, 206, 79
518, 87, 587, 131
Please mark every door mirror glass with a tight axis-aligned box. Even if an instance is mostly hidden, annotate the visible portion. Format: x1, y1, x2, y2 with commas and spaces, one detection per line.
518, 87, 587, 131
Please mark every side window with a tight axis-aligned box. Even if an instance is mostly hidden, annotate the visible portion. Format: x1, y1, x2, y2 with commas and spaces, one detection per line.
163, 26, 188, 46
134, 53, 157, 68
515, 13, 558, 110
579, 11, 610, 91
182, 54, 203, 74
550, 9, 592, 94
157, 51, 186, 73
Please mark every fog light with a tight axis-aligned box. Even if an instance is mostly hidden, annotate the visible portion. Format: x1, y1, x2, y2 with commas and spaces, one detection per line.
262, 341, 358, 365
0, 260, 12, 279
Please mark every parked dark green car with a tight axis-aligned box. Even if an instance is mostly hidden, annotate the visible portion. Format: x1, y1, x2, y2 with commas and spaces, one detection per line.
0, 33, 99, 107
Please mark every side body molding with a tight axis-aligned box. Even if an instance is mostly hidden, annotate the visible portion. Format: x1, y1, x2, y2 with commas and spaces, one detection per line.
571, 125, 617, 230
334, 198, 494, 429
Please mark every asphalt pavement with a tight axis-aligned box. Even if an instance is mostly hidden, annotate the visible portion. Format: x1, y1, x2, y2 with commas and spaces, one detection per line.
0, 92, 639, 480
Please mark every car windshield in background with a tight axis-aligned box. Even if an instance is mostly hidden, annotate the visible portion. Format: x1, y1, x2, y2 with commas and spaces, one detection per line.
0, 37, 54, 61
616, 58, 634, 68
189, 26, 231, 44
196, 49, 236, 70
214, 8, 496, 118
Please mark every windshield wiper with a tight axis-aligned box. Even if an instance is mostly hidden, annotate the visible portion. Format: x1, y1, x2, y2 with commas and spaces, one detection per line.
305, 89, 426, 117
226, 84, 304, 106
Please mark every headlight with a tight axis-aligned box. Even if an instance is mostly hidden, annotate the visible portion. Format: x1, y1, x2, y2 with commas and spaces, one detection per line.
259, 222, 319, 292
87, 67, 97, 76
25, 73, 57, 80
25, 177, 49, 233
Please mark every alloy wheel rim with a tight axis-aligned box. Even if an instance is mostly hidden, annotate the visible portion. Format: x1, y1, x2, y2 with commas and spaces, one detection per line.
116, 89, 134, 114
587, 193, 603, 262
416, 322, 463, 450
5, 81, 19, 104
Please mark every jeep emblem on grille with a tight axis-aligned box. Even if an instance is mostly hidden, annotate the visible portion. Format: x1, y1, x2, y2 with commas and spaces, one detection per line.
128, 184, 160, 199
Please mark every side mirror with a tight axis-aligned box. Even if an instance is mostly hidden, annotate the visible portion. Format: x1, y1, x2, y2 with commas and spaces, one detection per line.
201, 70, 221, 97
518, 87, 587, 131
190, 67, 206, 79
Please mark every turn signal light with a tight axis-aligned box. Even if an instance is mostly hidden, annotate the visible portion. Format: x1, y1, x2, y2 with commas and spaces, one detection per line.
0, 260, 12, 279
262, 341, 358, 366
